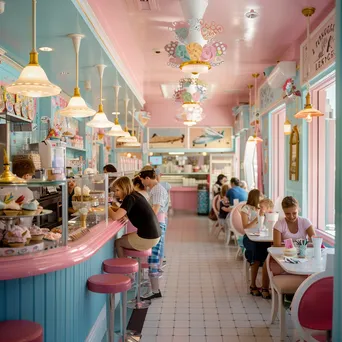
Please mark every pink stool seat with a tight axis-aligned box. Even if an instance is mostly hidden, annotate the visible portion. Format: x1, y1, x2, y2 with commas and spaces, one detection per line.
0, 320, 43, 342
103, 258, 139, 274
123, 248, 152, 258
87, 274, 131, 294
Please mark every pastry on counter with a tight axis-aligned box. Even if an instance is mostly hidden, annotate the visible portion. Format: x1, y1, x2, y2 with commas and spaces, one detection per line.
4, 227, 29, 247
22, 200, 39, 216
72, 185, 92, 201
43, 232, 61, 241
29, 225, 45, 241
51, 228, 62, 234
3, 201, 21, 216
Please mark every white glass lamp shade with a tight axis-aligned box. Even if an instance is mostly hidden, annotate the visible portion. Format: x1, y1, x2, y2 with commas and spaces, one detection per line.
86, 104, 114, 128
123, 141, 141, 147
60, 88, 96, 118
294, 93, 323, 119
7, 62, 61, 97
284, 119, 292, 135
106, 117, 125, 136
180, 61, 211, 74
183, 120, 197, 126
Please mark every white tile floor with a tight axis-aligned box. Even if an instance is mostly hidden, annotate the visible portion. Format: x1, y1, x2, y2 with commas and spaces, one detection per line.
141, 213, 296, 342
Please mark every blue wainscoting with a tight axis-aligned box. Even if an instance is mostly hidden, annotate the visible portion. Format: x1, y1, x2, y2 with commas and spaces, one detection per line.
0, 239, 115, 342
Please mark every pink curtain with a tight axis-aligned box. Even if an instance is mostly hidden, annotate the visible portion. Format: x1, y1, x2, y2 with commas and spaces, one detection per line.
257, 142, 264, 193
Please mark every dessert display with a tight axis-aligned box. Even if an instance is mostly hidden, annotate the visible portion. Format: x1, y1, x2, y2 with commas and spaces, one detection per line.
43, 232, 62, 241
51, 228, 62, 234
22, 200, 39, 216
283, 238, 298, 257
3, 226, 31, 247
29, 225, 45, 241
73, 185, 92, 201
4, 201, 21, 216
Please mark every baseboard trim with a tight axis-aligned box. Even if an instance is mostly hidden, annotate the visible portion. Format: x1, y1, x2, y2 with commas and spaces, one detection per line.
85, 304, 107, 342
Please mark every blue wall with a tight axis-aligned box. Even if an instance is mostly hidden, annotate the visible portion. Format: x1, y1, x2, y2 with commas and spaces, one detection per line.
0, 239, 115, 342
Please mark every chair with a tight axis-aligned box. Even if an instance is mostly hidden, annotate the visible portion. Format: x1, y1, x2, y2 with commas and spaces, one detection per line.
229, 201, 246, 258
211, 194, 224, 238
266, 254, 308, 341
0, 320, 43, 342
291, 253, 334, 342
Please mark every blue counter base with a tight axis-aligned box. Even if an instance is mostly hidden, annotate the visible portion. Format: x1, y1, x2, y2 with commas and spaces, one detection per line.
0, 240, 115, 342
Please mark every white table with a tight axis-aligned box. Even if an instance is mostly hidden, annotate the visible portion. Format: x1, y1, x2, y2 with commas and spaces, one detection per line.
246, 228, 273, 242
267, 246, 335, 275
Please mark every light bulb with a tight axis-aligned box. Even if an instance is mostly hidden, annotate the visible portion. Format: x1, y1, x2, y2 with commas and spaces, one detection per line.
306, 114, 312, 123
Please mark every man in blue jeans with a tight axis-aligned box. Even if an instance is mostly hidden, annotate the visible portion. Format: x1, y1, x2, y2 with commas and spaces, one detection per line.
226, 177, 248, 205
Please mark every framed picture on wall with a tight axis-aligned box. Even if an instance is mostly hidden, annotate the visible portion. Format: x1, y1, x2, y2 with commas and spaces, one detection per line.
289, 125, 300, 181
148, 127, 187, 149
189, 126, 233, 149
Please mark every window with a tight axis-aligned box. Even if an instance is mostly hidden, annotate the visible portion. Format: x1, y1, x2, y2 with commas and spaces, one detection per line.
308, 76, 335, 237
271, 106, 286, 202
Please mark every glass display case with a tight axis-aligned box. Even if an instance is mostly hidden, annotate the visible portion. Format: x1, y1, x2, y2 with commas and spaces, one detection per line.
0, 174, 109, 257
0, 180, 68, 256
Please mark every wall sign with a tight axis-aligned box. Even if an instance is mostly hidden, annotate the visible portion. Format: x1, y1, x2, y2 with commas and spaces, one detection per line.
258, 82, 283, 115
300, 9, 335, 85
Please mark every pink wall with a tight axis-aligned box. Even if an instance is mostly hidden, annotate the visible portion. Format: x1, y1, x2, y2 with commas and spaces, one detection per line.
146, 100, 234, 127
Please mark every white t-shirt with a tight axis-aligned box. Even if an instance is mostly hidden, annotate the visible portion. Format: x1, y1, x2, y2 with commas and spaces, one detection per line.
274, 217, 312, 241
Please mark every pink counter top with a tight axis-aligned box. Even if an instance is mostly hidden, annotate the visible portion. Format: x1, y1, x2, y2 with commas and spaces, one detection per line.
170, 186, 198, 192
0, 220, 125, 281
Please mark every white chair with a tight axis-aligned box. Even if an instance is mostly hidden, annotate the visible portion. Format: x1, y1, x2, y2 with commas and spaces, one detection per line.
266, 254, 308, 341
211, 194, 225, 239
291, 254, 334, 342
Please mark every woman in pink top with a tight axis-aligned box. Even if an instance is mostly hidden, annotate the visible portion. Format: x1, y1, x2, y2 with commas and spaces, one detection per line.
273, 196, 315, 247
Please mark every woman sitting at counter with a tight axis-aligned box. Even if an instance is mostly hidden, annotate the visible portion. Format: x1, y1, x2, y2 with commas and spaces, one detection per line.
273, 196, 315, 246
133, 176, 149, 201
108, 177, 163, 299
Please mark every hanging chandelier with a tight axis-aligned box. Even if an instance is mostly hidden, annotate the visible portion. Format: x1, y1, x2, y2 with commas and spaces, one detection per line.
164, 0, 227, 74
60, 34, 96, 118
294, 7, 324, 122
106, 84, 126, 136
86, 65, 114, 128
7, 0, 61, 97
175, 105, 205, 126
174, 74, 207, 109
117, 98, 137, 143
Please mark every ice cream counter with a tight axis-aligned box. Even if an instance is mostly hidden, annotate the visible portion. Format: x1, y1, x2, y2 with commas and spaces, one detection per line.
170, 186, 198, 212
0, 219, 125, 342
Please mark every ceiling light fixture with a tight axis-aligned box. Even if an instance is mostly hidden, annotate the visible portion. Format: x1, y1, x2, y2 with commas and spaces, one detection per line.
294, 7, 324, 122
245, 9, 259, 19
60, 34, 96, 118
39, 46, 53, 52
86, 64, 114, 128
117, 97, 136, 143
164, 2, 227, 75
6, 0, 61, 97
251, 73, 263, 143
284, 118, 292, 135
106, 82, 126, 137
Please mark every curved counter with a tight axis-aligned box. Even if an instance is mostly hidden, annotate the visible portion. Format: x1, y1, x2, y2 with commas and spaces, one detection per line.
0, 220, 126, 342
170, 186, 198, 212
0, 220, 124, 280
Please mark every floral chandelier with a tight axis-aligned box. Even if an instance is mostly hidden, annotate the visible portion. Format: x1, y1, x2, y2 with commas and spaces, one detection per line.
164, 19, 227, 74
174, 75, 207, 108
175, 106, 205, 126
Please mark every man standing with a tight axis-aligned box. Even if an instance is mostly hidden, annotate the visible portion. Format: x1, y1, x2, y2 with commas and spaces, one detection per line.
139, 168, 168, 300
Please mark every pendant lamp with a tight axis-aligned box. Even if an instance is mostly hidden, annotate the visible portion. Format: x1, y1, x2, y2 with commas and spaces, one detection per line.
247, 84, 255, 142
122, 100, 139, 145
284, 118, 292, 135
117, 98, 136, 143
294, 7, 324, 121
106, 84, 126, 136
252, 74, 263, 143
6, 0, 61, 97
60, 34, 96, 118
86, 65, 114, 128
124, 126, 141, 147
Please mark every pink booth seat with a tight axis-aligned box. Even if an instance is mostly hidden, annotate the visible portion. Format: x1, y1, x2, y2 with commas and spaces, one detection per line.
123, 248, 152, 258
0, 320, 43, 342
87, 274, 131, 294
103, 258, 139, 274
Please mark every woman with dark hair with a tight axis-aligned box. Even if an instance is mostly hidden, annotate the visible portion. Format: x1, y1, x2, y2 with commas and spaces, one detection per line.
133, 176, 149, 201
212, 174, 227, 196
103, 164, 117, 173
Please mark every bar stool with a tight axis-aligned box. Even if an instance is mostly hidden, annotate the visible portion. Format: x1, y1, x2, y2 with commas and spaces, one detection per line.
141, 261, 151, 290
0, 320, 43, 342
103, 258, 140, 341
123, 248, 152, 309
87, 274, 131, 342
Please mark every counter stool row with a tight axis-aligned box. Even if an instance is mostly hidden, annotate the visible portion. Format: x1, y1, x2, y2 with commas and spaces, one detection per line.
87, 247, 152, 342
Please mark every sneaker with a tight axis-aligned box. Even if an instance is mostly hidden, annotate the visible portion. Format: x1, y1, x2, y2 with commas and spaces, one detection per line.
141, 290, 162, 301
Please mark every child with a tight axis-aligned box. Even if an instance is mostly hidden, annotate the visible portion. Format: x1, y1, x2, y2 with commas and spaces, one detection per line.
218, 184, 230, 231
241, 189, 272, 299
259, 198, 274, 216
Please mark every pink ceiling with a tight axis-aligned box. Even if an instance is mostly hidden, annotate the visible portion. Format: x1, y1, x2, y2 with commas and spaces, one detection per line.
88, 0, 335, 114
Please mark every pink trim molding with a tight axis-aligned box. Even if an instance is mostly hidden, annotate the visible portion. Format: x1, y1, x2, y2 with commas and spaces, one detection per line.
0, 220, 125, 281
